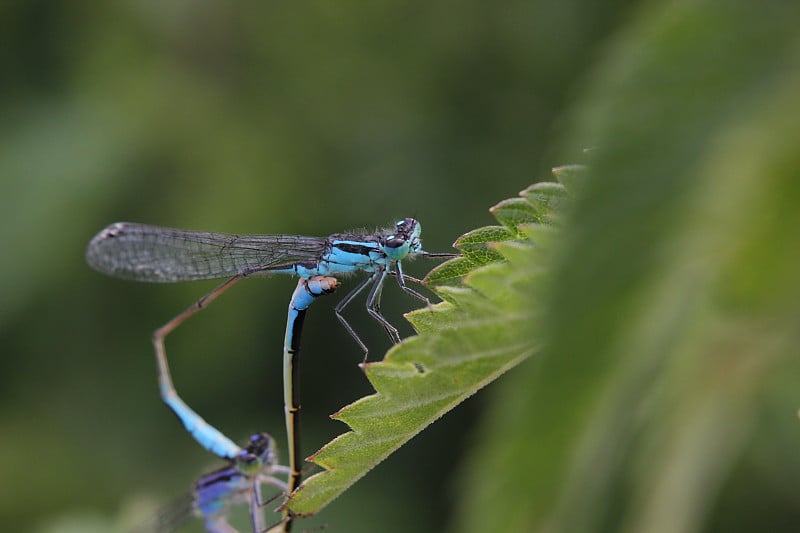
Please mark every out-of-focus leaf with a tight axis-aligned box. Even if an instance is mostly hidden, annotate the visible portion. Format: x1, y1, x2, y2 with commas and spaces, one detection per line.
452, 2, 800, 533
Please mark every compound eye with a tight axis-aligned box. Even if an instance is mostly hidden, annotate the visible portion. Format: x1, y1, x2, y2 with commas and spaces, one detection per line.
238, 451, 258, 467
385, 235, 406, 248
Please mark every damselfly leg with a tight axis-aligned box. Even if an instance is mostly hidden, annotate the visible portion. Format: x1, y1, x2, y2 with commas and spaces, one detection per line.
334, 253, 455, 364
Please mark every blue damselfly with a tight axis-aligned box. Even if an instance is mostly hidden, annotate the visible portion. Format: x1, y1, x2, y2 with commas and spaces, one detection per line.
87, 218, 453, 532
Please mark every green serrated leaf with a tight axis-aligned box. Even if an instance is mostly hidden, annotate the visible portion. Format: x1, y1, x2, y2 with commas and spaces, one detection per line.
454, 225, 516, 258
519, 182, 570, 224
285, 178, 569, 517
423, 257, 475, 288
425, 225, 518, 288
550, 164, 588, 195
490, 197, 542, 229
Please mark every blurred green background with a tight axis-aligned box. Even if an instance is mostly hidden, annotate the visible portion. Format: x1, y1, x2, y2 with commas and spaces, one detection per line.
1, 2, 582, 531
2, 1, 799, 532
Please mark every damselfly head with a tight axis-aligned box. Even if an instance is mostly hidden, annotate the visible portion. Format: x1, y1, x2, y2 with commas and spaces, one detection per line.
382, 218, 422, 259
235, 433, 276, 476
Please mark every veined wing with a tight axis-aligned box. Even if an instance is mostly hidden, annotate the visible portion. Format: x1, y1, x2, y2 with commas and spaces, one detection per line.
86, 222, 327, 282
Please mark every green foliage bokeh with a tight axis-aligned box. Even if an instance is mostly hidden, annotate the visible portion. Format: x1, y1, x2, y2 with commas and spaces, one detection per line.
1, 3, 572, 531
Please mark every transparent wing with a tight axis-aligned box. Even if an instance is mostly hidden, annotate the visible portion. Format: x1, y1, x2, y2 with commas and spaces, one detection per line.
86, 222, 327, 282
129, 492, 195, 533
